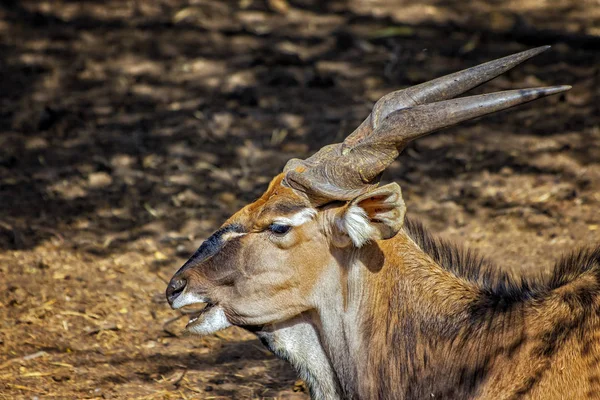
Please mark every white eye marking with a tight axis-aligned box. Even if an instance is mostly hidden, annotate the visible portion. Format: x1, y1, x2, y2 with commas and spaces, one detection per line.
221, 231, 247, 241
272, 208, 317, 227
337, 205, 376, 247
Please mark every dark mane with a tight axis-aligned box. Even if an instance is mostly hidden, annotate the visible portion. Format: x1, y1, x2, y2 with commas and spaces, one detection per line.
404, 217, 600, 306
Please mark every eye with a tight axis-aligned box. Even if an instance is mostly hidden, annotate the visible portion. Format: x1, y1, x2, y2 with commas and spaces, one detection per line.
269, 223, 292, 235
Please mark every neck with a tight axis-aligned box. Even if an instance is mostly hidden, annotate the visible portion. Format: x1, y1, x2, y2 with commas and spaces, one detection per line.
310, 229, 528, 399
310, 244, 382, 399
258, 222, 600, 399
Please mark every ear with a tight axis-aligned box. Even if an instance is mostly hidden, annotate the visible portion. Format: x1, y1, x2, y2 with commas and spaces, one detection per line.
335, 183, 406, 247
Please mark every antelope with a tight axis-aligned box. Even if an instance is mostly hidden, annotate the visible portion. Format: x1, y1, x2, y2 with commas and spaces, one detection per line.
166, 46, 600, 399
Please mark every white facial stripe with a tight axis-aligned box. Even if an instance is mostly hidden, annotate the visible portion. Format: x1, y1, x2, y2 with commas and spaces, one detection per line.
272, 208, 317, 227
221, 231, 247, 241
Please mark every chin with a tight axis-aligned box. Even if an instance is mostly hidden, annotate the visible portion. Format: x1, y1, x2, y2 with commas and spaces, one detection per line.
186, 304, 232, 335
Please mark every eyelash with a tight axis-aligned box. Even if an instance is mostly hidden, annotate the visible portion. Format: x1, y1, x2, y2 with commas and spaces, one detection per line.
268, 223, 292, 235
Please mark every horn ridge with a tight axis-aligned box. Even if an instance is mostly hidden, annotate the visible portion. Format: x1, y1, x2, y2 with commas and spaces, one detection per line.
364, 85, 572, 148
284, 48, 570, 205
344, 45, 551, 148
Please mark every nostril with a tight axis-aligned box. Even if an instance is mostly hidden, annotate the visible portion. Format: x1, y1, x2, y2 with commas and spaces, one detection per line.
166, 278, 187, 305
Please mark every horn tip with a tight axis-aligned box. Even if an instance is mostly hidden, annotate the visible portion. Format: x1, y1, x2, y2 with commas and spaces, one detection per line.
543, 85, 572, 94
523, 85, 571, 100
523, 45, 551, 58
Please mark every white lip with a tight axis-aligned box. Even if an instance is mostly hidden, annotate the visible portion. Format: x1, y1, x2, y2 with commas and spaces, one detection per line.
186, 303, 211, 325
171, 291, 209, 310
186, 304, 232, 336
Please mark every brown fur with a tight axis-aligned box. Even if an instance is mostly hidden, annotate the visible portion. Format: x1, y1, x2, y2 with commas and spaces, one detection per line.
169, 175, 600, 399
359, 219, 600, 399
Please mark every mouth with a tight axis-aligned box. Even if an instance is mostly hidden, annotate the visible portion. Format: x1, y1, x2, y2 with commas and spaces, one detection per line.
181, 300, 232, 335
186, 303, 214, 328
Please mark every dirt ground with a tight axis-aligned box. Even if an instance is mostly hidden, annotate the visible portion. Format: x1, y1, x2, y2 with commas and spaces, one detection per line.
0, 0, 599, 398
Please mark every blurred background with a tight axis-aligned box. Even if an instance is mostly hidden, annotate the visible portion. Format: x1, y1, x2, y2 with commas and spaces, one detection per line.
0, 0, 598, 398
